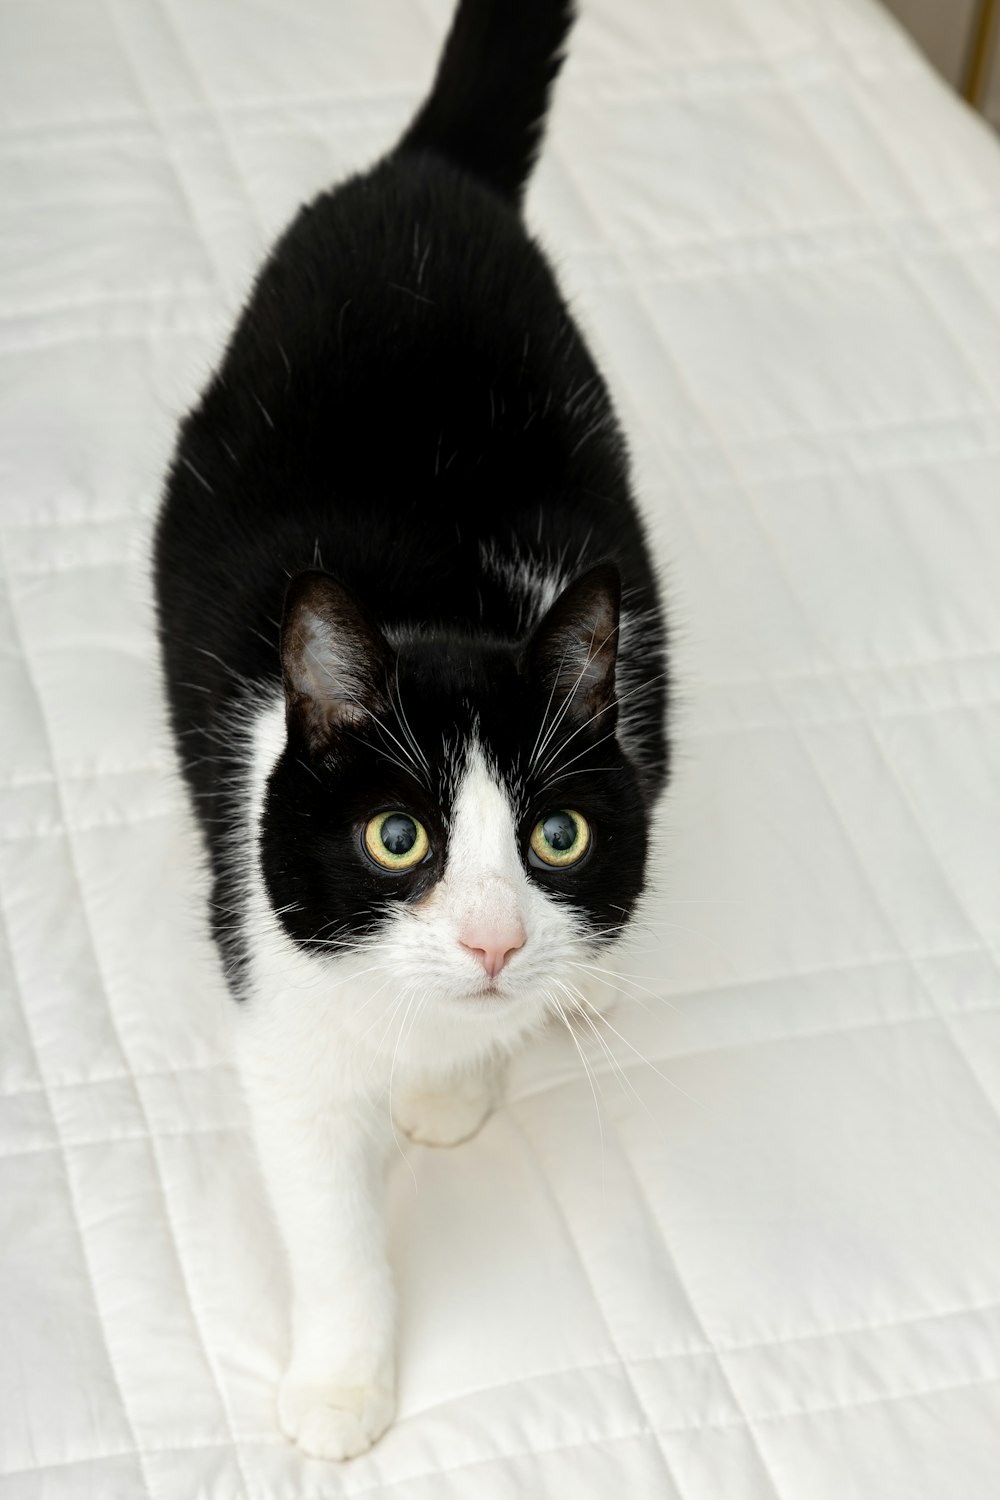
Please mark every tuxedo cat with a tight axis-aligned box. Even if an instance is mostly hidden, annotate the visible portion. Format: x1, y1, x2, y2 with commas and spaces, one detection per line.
154, 0, 668, 1460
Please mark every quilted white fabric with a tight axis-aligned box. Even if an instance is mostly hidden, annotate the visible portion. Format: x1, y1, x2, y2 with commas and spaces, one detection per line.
3, 0, 1000, 1494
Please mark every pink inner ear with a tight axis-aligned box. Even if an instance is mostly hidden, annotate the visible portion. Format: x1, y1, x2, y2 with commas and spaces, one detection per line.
523, 562, 621, 716
280, 570, 391, 749
283, 604, 366, 747
289, 608, 350, 703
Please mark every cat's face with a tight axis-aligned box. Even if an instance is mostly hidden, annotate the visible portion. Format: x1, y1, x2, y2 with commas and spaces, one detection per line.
257, 566, 650, 1060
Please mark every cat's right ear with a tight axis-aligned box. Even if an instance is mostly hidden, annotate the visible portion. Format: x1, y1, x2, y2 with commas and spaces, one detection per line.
280, 571, 391, 755
522, 562, 621, 723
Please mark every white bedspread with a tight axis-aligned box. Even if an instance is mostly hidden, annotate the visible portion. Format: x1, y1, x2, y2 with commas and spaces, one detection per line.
3, 0, 1000, 1495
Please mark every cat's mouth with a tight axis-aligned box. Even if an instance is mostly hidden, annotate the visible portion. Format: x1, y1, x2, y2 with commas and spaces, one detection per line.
451, 971, 519, 1008
465, 965, 541, 1011
469, 974, 506, 999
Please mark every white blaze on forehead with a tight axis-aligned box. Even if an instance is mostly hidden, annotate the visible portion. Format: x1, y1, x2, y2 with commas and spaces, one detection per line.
444, 746, 525, 929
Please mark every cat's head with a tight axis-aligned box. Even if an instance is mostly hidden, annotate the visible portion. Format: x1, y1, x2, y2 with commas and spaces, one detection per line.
256, 565, 651, 1062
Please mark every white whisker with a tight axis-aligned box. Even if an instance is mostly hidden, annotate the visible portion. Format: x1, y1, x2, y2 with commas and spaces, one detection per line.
535, 669, 668, 783
572, 960, 680, 1013
579, 997, 700, 1106
549, 990, 606, 1180
531, 620, 619, 775
386, 988, 421, 1192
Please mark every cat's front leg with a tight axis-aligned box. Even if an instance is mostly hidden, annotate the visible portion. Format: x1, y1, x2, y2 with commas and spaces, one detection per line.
393, 1058, 504, 1147
239, 1032, 395, 1461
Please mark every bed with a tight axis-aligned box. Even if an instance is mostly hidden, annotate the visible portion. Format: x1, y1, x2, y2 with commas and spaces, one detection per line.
2, 0, 1000, 1495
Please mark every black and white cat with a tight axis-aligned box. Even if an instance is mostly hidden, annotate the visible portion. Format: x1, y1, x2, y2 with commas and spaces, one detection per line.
154, 0, 668, 1462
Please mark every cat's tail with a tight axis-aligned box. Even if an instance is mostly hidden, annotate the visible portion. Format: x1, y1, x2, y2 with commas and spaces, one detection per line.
397, 0, 575, 206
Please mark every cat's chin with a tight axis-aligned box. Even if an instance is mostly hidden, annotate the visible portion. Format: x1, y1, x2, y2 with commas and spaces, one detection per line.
439, 985, 517, 1015
465, 972, 513, 1001
433, 981, 547, 1037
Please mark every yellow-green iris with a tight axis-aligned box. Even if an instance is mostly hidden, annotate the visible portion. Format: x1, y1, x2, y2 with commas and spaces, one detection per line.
363, 811, 429, 870
529, 809, 591, 868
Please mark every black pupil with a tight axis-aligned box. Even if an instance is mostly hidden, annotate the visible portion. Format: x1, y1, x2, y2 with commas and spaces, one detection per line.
543, 812, 577, 851
381, 814, 417, 857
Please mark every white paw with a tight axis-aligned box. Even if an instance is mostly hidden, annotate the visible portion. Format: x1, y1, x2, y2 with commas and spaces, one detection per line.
393, 1080, 496, 1146
278, 1372, 395, 1461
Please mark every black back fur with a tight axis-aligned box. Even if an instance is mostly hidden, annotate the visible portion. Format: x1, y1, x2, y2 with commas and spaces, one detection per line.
154, 0, 669, 979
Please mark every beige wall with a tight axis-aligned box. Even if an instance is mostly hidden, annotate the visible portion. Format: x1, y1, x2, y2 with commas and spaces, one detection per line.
881, 0, 976, 87
880, 0, 999, 124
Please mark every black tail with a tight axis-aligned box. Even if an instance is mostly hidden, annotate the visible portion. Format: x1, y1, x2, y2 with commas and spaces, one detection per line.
398, 0, 575, 206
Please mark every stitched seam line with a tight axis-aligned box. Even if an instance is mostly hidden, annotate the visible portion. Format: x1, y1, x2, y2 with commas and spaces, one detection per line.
0, 538, 157, 1500
2, 526, 248, 1496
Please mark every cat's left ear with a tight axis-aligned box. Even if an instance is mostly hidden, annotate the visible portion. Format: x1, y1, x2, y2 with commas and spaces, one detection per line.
280, 570, 391, 754
522, 562, 621, 723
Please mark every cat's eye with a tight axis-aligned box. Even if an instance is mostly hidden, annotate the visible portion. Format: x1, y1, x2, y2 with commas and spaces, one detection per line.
363, 811, 430, 871
528, 809, 591, 869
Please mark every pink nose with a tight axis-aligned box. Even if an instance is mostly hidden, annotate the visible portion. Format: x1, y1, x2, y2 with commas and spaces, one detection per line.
459, 919, 526, 979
